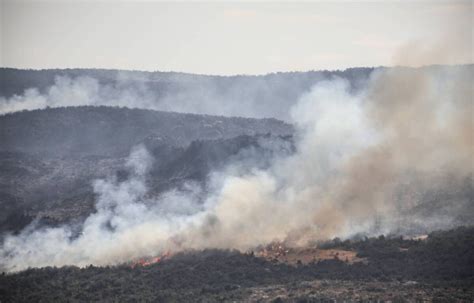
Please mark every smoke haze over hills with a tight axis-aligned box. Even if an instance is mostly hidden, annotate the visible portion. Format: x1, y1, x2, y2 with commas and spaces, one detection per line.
0, 65, 472, 272
0, 67, 373, 121
1, 1, 473, 301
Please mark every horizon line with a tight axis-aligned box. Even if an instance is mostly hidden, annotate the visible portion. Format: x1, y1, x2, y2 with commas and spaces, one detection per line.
1, 63, 472, 78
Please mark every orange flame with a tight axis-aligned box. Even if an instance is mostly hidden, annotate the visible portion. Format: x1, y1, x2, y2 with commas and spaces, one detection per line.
130, 251, 172, 268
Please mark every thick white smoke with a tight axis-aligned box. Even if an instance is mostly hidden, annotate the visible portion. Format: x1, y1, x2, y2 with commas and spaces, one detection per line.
0, 66, 472, 272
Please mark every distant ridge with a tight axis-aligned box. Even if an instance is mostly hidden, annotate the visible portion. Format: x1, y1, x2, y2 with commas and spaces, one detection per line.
0, 105, 293, 158
0, 67, 376, 121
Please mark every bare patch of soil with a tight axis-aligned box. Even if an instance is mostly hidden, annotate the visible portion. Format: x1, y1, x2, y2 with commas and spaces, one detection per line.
254, 242, 366, 265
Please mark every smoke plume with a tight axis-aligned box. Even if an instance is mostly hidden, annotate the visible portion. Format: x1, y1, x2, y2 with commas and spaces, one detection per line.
0, 65, 472, 272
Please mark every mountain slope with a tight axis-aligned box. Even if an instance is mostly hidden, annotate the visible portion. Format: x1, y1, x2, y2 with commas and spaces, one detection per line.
0, 106, 292, 158
0, 106, 293, 234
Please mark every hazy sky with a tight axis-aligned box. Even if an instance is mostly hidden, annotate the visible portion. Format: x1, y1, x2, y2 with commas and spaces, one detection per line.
1, 0, 472, 75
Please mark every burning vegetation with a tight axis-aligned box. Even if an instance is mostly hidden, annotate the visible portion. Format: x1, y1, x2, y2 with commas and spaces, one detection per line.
129, 251, 172, 268
1, 226, 473, 302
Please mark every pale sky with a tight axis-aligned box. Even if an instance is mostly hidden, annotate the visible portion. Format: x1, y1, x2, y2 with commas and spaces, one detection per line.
1, 0, 472, 75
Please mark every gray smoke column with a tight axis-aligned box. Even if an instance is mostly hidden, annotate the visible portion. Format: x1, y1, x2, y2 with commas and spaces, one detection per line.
0, 65, 472, 272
